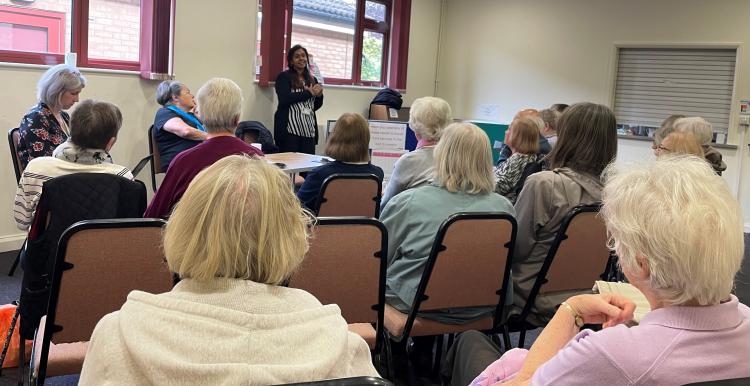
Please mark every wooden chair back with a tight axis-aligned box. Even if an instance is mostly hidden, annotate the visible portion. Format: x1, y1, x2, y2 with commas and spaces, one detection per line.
316, 174, 382, 217
288, 217, 386, 350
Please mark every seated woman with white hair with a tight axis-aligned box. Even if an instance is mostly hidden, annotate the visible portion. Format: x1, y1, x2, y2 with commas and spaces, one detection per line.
380, 96, 452, 208
673, 116, 726, 174
80, 156, 378, 385
442, 155, 750, 385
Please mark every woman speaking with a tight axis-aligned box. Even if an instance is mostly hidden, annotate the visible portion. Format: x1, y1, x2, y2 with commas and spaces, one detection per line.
274, 45, 324, 154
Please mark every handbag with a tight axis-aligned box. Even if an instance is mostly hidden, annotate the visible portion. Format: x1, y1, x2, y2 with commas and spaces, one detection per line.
0, 302, 32, 369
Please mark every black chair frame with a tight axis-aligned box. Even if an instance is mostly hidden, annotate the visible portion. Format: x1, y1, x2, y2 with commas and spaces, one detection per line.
8, 127, 22, 183
385, 213, 517, 373
30, 218, 167, 385
504, 203, 606, 347
305, 217, 390, 376
147, 125, 159, 192
8, 128, 24, 277
315, 173, 383, 217
275, 376, 394, 386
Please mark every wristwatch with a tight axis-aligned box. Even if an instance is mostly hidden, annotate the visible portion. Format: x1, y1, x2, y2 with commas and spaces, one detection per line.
561, 301, 584, 328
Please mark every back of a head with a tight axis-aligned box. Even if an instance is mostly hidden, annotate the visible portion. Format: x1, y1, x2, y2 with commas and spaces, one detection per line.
156, 80, 185, 106
601, 156, 743, 306
654, 114, 686, 145
434, 122, 493, 195
549, 103, 569, 113
539, 108, 561, 132
37, 64, 86, 109
325, 112, 370, 162
514, 108, 540, 121
408, 96, 452, 142
69, 99, 122, 150
659, 132, 704, 158
509, 116, 542, 154
673, 117, 713, 146
547, 102, 617, 176
163, 155, 312, 284
196, 78, 243, 133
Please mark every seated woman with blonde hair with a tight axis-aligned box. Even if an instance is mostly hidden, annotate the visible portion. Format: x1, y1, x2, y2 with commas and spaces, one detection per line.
444, 155, 750, 385
494, 116, 544, 203
655, 131, 704, 158
383, 122, 515, 324
80, 156, 378, 385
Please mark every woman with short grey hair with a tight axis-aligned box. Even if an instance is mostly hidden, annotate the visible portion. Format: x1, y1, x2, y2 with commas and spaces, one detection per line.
444, 155, 750, 385
380, 96, 452, 208
674, 116, 727, 175
17, 64, 86, 166
153, 80, 207, 170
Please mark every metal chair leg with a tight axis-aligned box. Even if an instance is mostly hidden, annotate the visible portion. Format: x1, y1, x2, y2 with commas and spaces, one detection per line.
432, 334, 444, 374
518, 327, 527, 348
8, 249, 21, 276
18, 337, 24, 386
502, 325, 512, 351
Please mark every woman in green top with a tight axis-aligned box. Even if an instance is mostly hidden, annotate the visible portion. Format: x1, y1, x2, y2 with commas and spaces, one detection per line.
381, 122, 516, 324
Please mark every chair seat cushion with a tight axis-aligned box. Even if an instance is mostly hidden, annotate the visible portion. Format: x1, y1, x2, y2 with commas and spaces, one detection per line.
45, 341, 88, 377
384, 303, 493, 338
348, 323, 376, 350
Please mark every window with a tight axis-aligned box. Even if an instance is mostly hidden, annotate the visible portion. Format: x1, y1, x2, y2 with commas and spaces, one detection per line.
613, 47, 737, 143
257, 0, 411, 89
0, 3, 70, 64
0, 0, 173, 78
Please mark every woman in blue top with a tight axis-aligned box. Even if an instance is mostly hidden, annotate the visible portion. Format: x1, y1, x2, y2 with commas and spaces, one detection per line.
296, 113, 383, 211
153, 80, 207, 170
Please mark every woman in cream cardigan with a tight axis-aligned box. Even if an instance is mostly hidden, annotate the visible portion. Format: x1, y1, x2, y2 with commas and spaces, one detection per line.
80, 155, 378, 385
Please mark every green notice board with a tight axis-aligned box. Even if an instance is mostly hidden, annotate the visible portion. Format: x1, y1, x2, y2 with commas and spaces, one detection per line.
471, 121, 509, 164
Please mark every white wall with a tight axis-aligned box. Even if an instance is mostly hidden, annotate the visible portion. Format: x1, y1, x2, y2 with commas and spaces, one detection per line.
0, 0, 442, 252
436, 0, 750, 227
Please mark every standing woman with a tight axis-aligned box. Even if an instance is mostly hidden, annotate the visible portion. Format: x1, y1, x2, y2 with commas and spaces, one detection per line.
274, 45, 324, 154
17, 64, 86, 167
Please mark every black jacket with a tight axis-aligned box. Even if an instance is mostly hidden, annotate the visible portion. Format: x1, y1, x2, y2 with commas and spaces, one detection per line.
371, 87, 403, 110
19, 173, 146, 339
235, 120, 279, 154
273, 70, 324, 145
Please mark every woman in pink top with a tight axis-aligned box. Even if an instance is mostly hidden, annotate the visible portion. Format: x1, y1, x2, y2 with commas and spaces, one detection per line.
444, 155, 750, 385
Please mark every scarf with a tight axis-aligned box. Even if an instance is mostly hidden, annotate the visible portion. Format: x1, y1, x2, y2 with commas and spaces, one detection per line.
53, 140, 113, 165
166, 105, 206, 132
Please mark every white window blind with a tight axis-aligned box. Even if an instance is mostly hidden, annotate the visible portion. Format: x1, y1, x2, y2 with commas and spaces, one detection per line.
614, 47, 736, 134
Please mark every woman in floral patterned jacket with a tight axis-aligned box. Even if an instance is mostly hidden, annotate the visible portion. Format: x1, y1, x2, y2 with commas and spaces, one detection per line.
17, 64, 86, 167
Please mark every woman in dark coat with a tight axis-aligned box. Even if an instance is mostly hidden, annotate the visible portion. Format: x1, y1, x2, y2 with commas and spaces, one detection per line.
274, 45, 324, 154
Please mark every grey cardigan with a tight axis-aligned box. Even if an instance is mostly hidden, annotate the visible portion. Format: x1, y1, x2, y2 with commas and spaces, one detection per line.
380, 146, 435, 209
509, 167, 604, 326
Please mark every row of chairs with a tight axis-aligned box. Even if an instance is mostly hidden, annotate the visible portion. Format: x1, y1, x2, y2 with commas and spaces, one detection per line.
290, 204, 611, 377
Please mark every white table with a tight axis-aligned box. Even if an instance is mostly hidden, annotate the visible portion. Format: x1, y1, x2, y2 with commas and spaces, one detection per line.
265, 152, 332, 174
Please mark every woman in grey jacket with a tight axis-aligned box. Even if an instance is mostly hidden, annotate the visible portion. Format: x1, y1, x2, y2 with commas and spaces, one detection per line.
510, 102, 618, 326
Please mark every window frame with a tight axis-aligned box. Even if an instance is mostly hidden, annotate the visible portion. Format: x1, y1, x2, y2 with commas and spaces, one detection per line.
258, 0, 410, 90
74, 0, 140, 71
0, 0, 173, 78
0, 4, 66, 65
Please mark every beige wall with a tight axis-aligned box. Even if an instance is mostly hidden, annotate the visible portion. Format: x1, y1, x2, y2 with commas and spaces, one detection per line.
436, 0, 750, 227
0, 0, 442, 251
